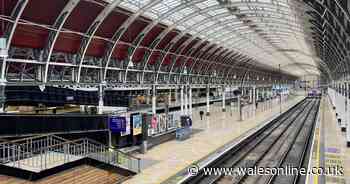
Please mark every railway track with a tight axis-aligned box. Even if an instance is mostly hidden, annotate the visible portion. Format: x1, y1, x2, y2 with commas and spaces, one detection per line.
184, 98, 320, 184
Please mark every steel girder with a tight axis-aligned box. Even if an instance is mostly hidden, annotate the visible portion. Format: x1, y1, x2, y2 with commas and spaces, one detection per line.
76, 0, 123, 83
1, 0, 307, 86
42, 0, 80, 83
303, 0, 350, 80
1, 0, 28, 80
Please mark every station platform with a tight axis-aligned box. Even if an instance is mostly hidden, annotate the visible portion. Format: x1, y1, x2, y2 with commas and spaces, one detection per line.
125, 95, 304, 184
307, 96, 350, 184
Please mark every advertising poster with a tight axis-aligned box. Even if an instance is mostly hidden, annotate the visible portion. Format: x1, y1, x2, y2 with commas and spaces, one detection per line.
109, 116, 126, 133
151, 116, 157, 129
121, 114, 131, 136
133, 114, 142, 135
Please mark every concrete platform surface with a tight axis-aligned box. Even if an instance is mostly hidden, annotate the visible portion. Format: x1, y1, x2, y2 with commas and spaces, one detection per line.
125, 95, 304, 184
307, 96, 350, 184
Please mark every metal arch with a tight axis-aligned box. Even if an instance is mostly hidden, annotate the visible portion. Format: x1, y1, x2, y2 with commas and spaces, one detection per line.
1, 0, 28, 80
205, 46, 224, 61
156, 36, 205, 83
75, 0, 123, 84
140, 0, 271, 82
304, 1, 350, 74
184, 43, 222, 72
209, 54, 253, 77
154, 35, 206, 84
195, 50, 240, 76
281, 63, 326, 75
165, 40, 211, 81
101, 0, 164, 82
307, 15, 349, 62
42, 0, 80, 84
276, 49, 333, 80
312, 32, 347, 73
164, 39, 212, 82
190, 48, 231, 75
195, 51, 241, 76
205, 22, 305, 43
203, 53, 250, 76
196, 16, 304, 41
123, 0, 208, 83
175, 42, 219, 80
181, 42, 216, 70
182, 42, 220, 77
159, 20, 288, 80
124, 0, 208, 82
310, 24, 344, 64
140, 0, 297, 80
306, 0, 350, 39
154, 36, 203, 82
193, 24, 304, 55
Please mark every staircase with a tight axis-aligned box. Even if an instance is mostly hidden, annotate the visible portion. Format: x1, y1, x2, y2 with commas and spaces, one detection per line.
0, 134, 140, 178
0, 165, 129, 184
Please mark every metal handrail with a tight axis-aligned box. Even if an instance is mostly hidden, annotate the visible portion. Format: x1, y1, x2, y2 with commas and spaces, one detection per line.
0, 135, 141, 173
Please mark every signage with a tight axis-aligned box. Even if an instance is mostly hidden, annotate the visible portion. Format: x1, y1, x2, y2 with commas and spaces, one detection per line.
66, 96, 74, 101
132, 114, 142, 135
109, 116, 126, 133
121, 114, 131, 136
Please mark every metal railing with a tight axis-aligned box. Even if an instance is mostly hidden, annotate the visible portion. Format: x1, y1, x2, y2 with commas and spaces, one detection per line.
0, 134, 141, 173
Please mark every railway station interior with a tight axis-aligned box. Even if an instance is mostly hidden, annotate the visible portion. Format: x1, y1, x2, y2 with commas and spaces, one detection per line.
0, 0, 349, 183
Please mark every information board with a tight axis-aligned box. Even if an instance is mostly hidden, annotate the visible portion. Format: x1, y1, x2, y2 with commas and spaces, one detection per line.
109, 116, 126, 133
121, 114, 131, 136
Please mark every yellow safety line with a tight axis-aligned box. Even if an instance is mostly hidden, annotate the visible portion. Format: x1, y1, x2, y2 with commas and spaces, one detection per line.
314, 98, 324, 184
314, 126, 321, 184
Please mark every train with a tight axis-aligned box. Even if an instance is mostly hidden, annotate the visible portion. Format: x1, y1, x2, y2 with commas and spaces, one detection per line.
308, 89, 322, 98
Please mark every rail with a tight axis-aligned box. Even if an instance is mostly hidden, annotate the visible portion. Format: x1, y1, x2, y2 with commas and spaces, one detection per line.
182, 98, 320, 184
0, 134, 141, 173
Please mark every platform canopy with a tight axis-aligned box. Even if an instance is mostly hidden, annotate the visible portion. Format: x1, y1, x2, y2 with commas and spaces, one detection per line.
0, 0, 348, 86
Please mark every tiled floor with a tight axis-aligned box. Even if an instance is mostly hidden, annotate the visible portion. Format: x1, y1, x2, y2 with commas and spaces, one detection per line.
124, 95, 304, 184
308, 96, 350, 184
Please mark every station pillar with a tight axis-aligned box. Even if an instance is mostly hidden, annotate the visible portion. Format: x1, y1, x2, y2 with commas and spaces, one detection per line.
342, 82, 347, 132
168, 88, 172, 106
347, 83, 350, 134
261, 87, 264, 111
252, 86, 256, 115
222, 85, 226, 112
269, 87, 273, 109
256, 87, 259, 101
146, 89, 151, 105
0, 82, 5, 113
189, 85, 192, 116
206, 85, 210, 116
249, 87, 253, 103
238, 95, 242, 121
180, 85, 184, 115
174, 85, 178, 105
97, 83, 104, 115
184, 85, 188, 115
152, 84, 157, 115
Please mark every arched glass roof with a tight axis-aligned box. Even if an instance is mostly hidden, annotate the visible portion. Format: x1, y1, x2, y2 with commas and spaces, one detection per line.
2, 0, 346, 85
117, 0, 320, 76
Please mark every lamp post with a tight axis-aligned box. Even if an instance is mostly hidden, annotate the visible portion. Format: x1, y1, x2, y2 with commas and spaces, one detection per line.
0, 37, 8, 113
279, 64, 282, 114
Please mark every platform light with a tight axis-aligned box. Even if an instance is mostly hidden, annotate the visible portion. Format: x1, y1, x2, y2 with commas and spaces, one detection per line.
128, 55, 134, 68
39, 84, 46, 92
0, 37, 8, 58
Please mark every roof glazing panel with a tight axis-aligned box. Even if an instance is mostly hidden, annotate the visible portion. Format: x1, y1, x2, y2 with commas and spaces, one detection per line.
114, 0, 319, 76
